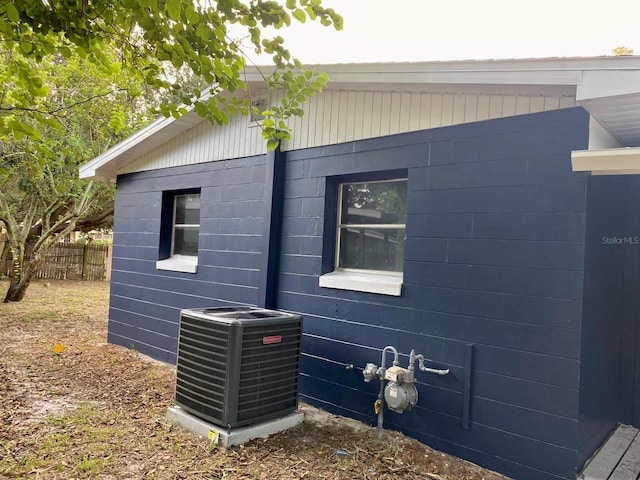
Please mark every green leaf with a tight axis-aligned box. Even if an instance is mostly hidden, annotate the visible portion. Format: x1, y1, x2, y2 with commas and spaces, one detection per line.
194, 101, 207, 117
286, 0, 296, 8
166, 0, 181, 21
305, 6, 317, 20
170, 53, 183, 68
292, 9, 306, 23
8, 120, 41, 140
185, 5, 199, 24
267, 138, 280, 150
5, 2, 19, 22
75, 45, 87, 58
196, 24, 210, 41
32, 85, 50, 96
12, 130, 25, 140
108, 105, 126, 135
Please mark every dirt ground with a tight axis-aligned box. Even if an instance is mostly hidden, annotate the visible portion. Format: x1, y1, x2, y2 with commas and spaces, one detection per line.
0, 280, 508, 480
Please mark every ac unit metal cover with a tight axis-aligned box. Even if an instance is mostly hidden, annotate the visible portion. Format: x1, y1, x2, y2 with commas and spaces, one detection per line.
175, 307, 302, 428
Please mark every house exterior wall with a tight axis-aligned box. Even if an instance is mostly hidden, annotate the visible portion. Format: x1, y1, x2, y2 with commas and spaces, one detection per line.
118, 88, 576, 177
109, 107, 591, 479
278, 107, 590, 480
578, 175, 640, 466
109, 156, 266, 361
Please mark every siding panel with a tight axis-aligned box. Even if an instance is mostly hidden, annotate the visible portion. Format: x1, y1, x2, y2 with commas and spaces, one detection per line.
118, 89, 576, 176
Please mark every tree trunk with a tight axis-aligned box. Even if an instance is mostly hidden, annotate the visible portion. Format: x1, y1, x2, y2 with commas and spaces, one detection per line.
4, 272, 31, 302
3, 243, 41, 303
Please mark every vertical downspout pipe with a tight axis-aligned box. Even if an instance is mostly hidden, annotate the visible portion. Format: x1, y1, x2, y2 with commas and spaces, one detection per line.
257, 146, 285, 310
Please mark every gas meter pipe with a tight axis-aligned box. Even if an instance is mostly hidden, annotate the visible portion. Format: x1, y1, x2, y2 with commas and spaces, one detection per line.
415, 352, 449, 376
376, 346, 400, 438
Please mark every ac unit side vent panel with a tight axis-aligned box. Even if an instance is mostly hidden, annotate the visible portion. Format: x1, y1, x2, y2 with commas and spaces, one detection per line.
175, 307, 302, 428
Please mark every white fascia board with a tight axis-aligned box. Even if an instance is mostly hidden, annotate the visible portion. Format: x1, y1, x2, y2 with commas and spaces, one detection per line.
572, 147, 640, 174
577, 70, 640, 102
247, 57, 640, 91
243, 60, 585, 87
79, 114, 183, 180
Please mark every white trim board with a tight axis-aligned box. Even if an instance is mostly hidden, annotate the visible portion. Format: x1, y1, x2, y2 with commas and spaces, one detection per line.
572, 147, 640, 175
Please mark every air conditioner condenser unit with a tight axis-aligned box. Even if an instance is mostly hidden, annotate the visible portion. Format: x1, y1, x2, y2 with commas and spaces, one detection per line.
175, 307, 302, 429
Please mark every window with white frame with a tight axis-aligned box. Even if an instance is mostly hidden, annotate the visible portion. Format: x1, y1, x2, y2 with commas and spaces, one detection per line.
172, 193, 200, 256
320, 176, 407, 296
156, 189, 201, 273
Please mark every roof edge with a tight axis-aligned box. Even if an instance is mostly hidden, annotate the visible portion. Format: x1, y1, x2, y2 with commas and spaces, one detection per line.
572, 147, 640, 175
79, 114, 182, 180
81, 56, 640, 182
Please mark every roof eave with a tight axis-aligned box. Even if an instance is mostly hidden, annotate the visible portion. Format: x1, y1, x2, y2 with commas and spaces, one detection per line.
243, 56, 640, 85
572, 147, 640, 175
81, 56, 640, 182
79, 109, 204, 181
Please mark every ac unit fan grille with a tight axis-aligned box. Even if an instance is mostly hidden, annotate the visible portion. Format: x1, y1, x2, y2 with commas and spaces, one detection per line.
175, 308, 301, 428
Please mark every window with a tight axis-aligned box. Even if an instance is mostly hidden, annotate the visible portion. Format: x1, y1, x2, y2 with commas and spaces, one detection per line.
157, 190, 201, 273
320, 175, 407, 296
172, 194, 200, 256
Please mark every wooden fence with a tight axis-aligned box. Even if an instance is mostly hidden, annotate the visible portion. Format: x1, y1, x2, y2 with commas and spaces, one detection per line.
1, 243, 111, 281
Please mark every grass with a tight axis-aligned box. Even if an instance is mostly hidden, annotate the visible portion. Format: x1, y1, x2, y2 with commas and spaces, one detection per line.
0, 279, 507, 480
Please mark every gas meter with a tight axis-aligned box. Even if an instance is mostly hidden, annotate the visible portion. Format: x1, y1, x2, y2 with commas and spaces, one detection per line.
383, 366, 418, 413
359, 346, 450, 438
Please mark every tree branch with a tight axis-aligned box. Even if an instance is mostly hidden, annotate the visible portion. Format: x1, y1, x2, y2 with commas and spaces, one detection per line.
0, 88, 130, 117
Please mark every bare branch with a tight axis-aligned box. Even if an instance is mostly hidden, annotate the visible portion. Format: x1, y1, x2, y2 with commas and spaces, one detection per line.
0, 88, 129, 117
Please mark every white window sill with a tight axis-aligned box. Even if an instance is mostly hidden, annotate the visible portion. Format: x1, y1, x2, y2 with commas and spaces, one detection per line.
319, 271, 403, 296
156, 255, 198, 274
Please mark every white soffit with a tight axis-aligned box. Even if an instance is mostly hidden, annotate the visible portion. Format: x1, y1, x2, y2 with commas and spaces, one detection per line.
576, 70, 640, 147
572, 147, 640, 175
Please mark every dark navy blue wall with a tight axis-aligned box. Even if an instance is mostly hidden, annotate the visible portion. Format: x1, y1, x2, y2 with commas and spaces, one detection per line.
109, 156, 266, 362
109, 107, 593, 480
278, 107, 590, 480
578, 175, 640, 467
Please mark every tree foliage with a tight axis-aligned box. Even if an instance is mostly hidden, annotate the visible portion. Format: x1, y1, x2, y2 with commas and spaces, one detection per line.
0, 0, 341, 302
0, 0, 343, 145
613, 46, 634, 56
0, 46, 149, 301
